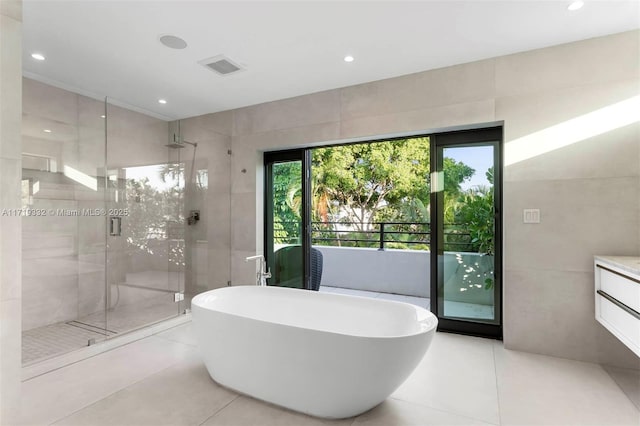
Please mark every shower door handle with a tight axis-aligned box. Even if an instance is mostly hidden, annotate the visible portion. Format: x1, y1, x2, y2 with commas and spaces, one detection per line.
110, 216, 122, 236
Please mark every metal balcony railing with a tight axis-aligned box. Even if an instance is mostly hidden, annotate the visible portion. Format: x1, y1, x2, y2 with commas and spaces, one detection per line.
274, 221, 476, 251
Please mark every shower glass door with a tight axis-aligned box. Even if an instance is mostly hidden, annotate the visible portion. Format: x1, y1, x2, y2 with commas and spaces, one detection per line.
81, 102, 186, 335
104, 163, 184, 332
21, 89, 188, 365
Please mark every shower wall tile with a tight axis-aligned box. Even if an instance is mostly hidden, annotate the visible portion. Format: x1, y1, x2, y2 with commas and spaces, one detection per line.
231, 250, 259, 287
180, 117, 231, 296
231, 193, 257, 253
340, 58, 495, 121
0, 299, 21, 421
77, 95, 106, 130
190, 241, 209, 294
495, 30, 640, 98
206, 192, 230, 251
78, 271, 106, 318
182, 110, 233, 138
0, 5, 21, 421
180, 122, 224, 147
22, 273, 77, 331
207, 248, 231, 290
22, 78, 78, 128
0, 158, 21, 209
0, 16, 21, 161
0, 0, 21, 21
106, 104, 168, 168
233, 89, 341, 136
0, 216, 21, 301
77, 96, 106, 179
230, 144, 260, 195
208, 161, 231, 196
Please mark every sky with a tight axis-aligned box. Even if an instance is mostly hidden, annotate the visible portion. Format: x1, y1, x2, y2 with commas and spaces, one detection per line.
444, 145, 494, 191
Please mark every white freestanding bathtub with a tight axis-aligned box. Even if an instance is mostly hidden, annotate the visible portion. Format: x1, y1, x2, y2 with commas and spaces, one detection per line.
192, 286, 437, 419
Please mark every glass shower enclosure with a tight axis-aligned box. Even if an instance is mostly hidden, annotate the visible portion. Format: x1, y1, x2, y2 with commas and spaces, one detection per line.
21, 85, 188, 365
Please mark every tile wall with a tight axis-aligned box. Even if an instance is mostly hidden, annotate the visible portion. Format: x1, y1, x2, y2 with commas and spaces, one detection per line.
214, 30, 640, 368
0, 0, 23, 422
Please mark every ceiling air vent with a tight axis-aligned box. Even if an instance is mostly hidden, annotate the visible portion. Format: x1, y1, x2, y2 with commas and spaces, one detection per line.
199, 55, 245, 76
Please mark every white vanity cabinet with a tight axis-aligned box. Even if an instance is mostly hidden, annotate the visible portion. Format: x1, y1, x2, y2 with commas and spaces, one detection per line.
594, 256, 640, 357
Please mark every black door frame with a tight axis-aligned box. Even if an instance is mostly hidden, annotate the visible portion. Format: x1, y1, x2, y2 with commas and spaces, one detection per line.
430, 126, 503, 339
264, 125, 503, 339
264, 149, 312, 290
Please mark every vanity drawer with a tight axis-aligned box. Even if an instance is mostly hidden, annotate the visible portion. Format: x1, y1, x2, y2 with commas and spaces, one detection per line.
596, 294, 640, 357
597, 266, 640, 313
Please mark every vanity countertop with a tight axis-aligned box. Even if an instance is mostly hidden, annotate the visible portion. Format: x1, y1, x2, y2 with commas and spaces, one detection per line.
594, 256, 640, 277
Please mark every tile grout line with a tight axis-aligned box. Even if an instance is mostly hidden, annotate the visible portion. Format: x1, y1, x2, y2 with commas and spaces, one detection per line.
387, 396, 501, 426
46, 340, 197, 425
492, 342, 504, 426
599, 365, 640, 412
197, 394, 241, 426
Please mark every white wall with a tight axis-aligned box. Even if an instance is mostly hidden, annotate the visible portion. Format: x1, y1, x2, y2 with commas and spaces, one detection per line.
316, 246, 428, 297
218, 30, 639, 368
318, 247, 495, 305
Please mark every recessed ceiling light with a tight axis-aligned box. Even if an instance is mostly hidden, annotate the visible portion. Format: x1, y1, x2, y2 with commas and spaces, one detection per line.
344, 55, 355, 63
43, 129, 52, 133
31, 53, 45, 61
159, 35, 188, 50
100, 115, 106, 119
568, 1, 584, 11
158, 99, 167, 104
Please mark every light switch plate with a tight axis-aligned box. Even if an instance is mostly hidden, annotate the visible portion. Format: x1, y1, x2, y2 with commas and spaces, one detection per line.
523, 209, 540, 224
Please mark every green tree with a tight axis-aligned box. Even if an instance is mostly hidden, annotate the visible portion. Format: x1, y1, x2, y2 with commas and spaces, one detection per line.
271, 162, 302, 243
311, 137, 431, 230
454, 185, 494, 255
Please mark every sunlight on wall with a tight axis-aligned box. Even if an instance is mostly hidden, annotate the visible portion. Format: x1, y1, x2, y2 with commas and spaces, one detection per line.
505, 95, 640, 166
63, 165, 98, 191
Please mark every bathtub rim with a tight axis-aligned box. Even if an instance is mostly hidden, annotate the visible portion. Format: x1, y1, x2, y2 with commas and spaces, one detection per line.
192, 286, 437, 340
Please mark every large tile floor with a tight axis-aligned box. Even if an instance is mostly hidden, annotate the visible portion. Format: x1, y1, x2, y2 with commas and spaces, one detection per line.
16, 322, 640, 426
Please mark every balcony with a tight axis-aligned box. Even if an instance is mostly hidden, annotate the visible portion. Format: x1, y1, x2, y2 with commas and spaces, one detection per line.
279, 222, 496, 320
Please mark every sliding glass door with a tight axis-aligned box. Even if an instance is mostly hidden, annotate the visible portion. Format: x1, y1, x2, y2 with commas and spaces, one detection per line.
431, 127, 502, 338
264, 150, 310, 289
264, 126, 503, 339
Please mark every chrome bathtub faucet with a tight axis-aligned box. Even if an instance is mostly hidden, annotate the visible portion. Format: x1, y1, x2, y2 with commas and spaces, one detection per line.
245, 255, 271, 286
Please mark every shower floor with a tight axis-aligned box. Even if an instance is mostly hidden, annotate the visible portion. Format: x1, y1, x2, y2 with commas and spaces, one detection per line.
22, 296, 181, 366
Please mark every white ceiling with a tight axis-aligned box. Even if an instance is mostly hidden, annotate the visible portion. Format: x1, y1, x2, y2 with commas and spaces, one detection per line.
22, 1, 640, 121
